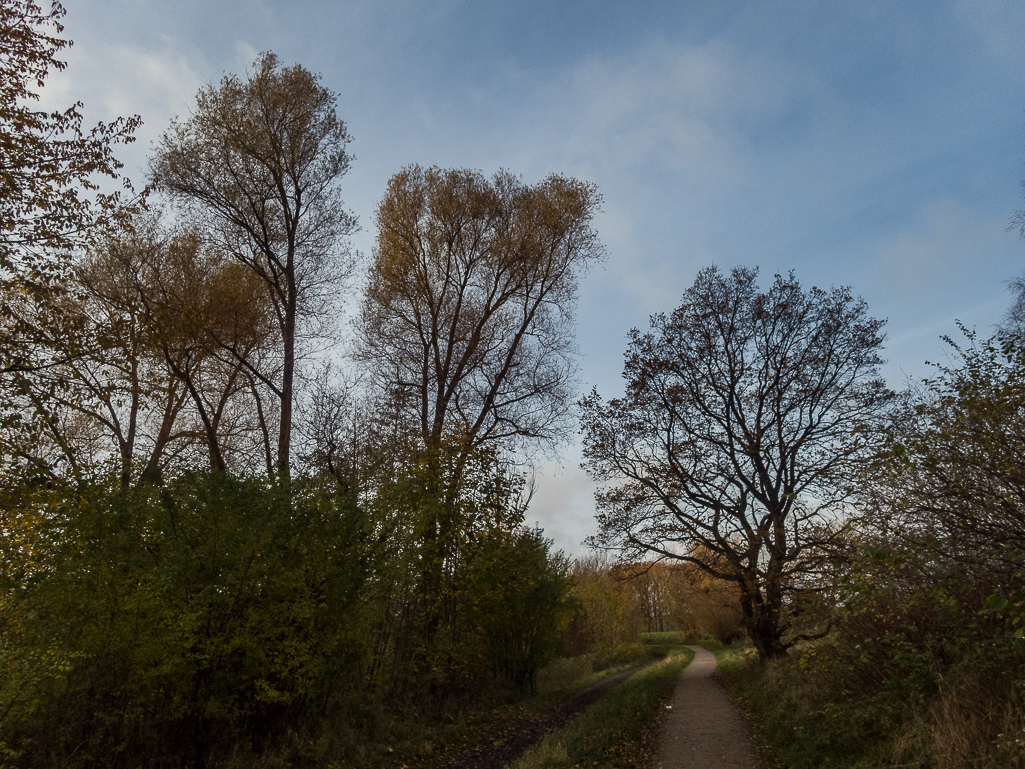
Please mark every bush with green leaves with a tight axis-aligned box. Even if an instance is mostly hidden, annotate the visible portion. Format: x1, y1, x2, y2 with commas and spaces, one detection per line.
0, 472, 375, 767
465, 526, 575, 691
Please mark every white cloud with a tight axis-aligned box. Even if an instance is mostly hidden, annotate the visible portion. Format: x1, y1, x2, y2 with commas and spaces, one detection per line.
499, 35, 803, 323
526, 459, 599, 559
39, 38, 207, 184
498, 35, 796, 191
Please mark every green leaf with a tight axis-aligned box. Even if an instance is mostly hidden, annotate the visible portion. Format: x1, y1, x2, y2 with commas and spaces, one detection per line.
985, 594, 1009, 612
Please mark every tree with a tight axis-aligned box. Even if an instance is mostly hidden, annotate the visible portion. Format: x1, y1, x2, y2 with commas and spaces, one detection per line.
0, 0, 139, 285
557, 555, 644, 656
81, 218, 280, 479
0, 0, 140, 478
468, 527, 574, 691
358, 165, 604, 461
357, 165, 603, 655
581, 266, 892, 659
2, 213, 283, 486
150, 52, 356, 481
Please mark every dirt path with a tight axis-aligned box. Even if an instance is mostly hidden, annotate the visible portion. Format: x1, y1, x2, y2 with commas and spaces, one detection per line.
653, 646, 761, 769
437, 666, 640, 769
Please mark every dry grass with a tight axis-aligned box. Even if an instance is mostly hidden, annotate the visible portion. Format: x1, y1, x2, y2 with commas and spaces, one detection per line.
510, 649, 693, 769
889, 680, 1025, 768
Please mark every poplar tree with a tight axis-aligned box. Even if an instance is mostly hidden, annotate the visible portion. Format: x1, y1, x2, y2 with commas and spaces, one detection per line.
151, 52, 356, 481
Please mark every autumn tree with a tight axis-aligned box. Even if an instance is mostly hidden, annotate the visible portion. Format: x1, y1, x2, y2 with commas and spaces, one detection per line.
357, 165, 602, 648
0, 0, 140, 477
33, 231, 189, 485
358, 165, 604, 461
150, 52, 356, 481
559, 555, 644, 656
665, 553, 746, 643
581, 266, 892, 660
81, 218, 280, 479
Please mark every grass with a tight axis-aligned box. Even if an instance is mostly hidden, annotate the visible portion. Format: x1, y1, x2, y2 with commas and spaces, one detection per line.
536, 640, 668, 692
713, 637, 1025, 769
509, 636, 694, 769
716, 642, 916, 769
326, 640, 678, 769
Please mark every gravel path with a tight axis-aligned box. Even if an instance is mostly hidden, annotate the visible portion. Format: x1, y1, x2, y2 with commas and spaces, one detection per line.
653, 646, 762, 769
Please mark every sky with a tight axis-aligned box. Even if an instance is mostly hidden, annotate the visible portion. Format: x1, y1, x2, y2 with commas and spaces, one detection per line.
43, 0, 1025, 557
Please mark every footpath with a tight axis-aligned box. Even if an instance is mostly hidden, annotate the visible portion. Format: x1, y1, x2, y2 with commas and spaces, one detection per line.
653, 646, 762, 769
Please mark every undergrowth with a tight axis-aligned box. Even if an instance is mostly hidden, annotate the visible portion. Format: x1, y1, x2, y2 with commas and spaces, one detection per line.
719, 633, 1025, 768
509, 639, 694, 769
329, 640, 669, 769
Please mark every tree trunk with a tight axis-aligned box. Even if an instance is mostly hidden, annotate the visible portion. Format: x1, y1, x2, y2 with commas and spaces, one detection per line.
740, 581, 788, 661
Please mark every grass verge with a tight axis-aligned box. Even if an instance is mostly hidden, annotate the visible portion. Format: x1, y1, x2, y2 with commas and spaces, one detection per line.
329, 642, 676, 769
715, 639, 1025, 769
508, 645, 694, 769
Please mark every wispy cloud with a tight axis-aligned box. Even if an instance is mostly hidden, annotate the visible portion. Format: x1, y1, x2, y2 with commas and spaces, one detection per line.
40, 37, 207, 183
516, 36, 796, 187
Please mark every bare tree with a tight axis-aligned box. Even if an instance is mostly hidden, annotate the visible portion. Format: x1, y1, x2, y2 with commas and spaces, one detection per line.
581, 266, 892, 660
150, 52, 356, 481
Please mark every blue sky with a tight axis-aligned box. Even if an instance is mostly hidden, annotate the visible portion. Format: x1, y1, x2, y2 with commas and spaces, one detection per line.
46, 0, 1025, 555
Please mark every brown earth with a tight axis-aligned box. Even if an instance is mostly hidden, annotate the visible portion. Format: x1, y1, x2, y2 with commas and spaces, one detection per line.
436, 666, 640, 769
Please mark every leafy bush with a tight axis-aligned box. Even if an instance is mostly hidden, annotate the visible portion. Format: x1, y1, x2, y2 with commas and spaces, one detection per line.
0, 473, 374, 767
465, 527, 576, 691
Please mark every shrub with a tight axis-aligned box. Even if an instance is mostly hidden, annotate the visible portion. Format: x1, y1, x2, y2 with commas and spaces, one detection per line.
0, 473, 375, 767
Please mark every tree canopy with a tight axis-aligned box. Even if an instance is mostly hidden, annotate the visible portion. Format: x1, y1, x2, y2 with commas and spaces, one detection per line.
581, 265, 892, 659
151, 52, 356, 480
359, 165, 604, 460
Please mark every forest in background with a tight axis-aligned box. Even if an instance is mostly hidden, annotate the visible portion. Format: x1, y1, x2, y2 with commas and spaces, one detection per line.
2, 2, 1024, 768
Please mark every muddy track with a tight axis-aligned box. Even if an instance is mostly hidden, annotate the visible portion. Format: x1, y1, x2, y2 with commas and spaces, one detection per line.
438, 667, 640, 769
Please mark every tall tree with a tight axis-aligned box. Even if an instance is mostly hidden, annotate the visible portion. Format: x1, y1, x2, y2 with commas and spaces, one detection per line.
0, 0, 139, 477
357, 165, 603, 669
150, 52, 356, 481
358, 165, 604, 459
581, 266, 892, 660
